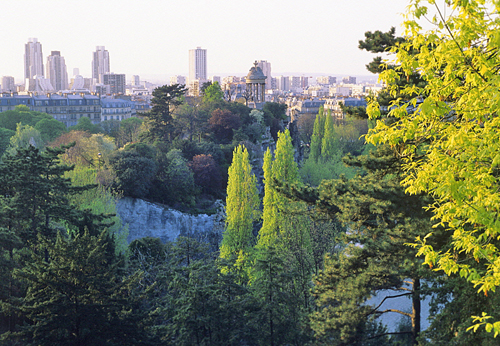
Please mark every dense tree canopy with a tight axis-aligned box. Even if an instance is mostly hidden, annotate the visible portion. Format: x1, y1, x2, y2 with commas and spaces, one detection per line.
366, 0, 500, 334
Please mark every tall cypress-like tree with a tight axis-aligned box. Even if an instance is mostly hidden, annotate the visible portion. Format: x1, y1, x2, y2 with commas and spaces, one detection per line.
220, 145, 260, 278
256, 148, 277, 249
321, 109, 339, 163
257, 129, 299, 250
309, 106, 325, 162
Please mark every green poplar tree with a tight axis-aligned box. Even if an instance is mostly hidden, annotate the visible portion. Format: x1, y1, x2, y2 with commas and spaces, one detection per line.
321, 109, 339, 163
257, 129, 299, 250
220, 145, 260, 278
257, 148, 278, 249
309, 106, 325, 162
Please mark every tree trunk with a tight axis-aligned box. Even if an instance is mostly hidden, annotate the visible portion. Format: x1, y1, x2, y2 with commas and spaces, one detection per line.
411, 278, 421, 345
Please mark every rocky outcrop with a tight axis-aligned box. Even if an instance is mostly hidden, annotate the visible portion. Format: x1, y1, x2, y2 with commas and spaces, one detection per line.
116, 197, 224, 244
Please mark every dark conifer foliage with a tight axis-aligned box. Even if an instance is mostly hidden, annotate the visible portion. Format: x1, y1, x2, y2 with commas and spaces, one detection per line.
13, 231, 151, 346
142, 83, 187, 143
279, 145, 435, 345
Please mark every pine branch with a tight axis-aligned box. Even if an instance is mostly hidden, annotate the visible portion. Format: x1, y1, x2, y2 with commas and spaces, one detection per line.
367, 331, 413, 340
366, 292, 412, 316
374, 309, 413, 318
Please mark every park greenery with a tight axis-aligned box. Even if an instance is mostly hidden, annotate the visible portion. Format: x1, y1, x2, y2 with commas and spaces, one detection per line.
1, 2, 500, 343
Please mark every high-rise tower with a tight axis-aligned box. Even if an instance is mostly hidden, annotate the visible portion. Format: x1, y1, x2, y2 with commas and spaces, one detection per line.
189, 47, 207, 82
92, 46, 110, 83
46, 51, 68, 91
24, 38, 44, 79
256, 60, 271, 90
1, 76, 15, 92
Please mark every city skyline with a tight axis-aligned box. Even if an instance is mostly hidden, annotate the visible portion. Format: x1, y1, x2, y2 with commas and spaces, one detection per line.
1, 0, 408, 84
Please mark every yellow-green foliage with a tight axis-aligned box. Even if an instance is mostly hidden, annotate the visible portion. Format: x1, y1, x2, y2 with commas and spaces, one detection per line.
220, 145, 260, 277
65, 166, 128, 253
309, 106, 325, 162
366, 0, 500, 335
257, 130, 301, 250
257, 148, 277, 248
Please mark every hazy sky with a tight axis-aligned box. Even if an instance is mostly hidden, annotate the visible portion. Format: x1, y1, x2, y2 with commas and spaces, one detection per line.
1, 0, 408, 84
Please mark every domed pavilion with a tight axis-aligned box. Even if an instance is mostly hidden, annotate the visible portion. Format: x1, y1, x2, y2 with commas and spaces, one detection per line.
246, 61, 267, 104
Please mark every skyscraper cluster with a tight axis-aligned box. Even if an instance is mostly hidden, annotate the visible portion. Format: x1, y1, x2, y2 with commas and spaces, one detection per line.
18, 38, 126, 95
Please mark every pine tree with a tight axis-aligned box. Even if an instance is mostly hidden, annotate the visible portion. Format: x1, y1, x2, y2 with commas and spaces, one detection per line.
0, 144, 117, 337
12, 231, 151, 346
303, 146, 435, 345
220, 145, 260, 278
0, 145, 78, 242
142, 84, 187, 143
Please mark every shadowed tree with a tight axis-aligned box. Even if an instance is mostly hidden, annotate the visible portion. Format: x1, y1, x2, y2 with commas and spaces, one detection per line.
142, 84, 187, 143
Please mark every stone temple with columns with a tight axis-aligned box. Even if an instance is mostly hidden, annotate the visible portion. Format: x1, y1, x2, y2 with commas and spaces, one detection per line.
245, 61, 267, 109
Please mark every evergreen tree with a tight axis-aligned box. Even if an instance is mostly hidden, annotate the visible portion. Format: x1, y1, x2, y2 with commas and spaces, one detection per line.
10, 231, 150, 346
249, 247, 309, 346
220, 145, 260, 279
291, 146, 435, 345
142, 84, 187, 143
0, 145, 80, 242
0, 144, 117, 337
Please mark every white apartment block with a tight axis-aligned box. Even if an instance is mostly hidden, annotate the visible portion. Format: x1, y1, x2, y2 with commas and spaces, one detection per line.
1, 76, 15, 92
330, 86, 352, 97
189, 47, 207, 82
317, 76, 337, 85
256, 60, 272, 90
46, 51, 68, 91
25, 38, 44, 80
209, 76, 221, 84
92, 46, 110, 83
131, 75, 140, 86
170, 75, 186, 85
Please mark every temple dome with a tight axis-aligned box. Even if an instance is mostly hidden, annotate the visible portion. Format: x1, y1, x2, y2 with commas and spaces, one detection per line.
246, 61, 266, 82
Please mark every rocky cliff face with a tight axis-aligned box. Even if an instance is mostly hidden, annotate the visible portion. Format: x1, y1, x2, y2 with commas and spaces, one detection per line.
116, 197, 224, 244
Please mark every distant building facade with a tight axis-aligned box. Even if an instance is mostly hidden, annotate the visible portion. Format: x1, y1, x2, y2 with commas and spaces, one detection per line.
1, 76, 15, 92
24, 38, 44, 80
131, 75, 140, 87
92, 46, 110, 83
317, 76, 337, 85
103, 73, 126, 94
0, 93, 139, 127
170, 75, 186, 85
100, 97, 132, 121
189, 47, 207, 82
46, 51, 68, 91
342, 76, 356, 84
69, 75, 93, 91
256, 60, 271, 89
